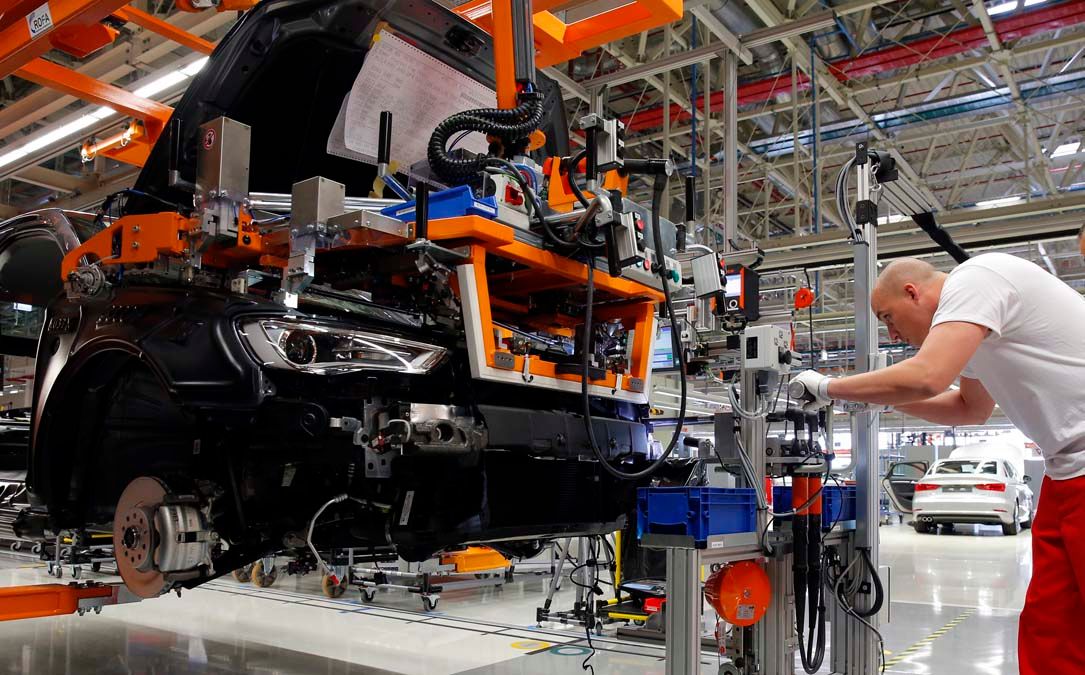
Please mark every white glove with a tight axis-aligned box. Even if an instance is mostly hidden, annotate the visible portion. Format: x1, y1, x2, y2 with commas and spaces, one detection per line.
789, 370, 833, 412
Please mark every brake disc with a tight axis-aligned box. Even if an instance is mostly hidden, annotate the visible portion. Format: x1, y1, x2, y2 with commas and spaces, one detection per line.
113, 477, 172, 598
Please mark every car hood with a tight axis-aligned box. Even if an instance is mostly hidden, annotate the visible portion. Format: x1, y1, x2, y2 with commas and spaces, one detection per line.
127, 0, 569, 214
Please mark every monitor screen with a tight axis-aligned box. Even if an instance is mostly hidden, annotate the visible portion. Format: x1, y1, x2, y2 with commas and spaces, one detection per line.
653, 325, 676, 369
725, 273, 742, 297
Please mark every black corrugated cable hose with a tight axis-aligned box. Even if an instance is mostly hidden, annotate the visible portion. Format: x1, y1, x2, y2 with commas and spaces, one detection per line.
580, 173, 686, 481
427, 93, 545, 184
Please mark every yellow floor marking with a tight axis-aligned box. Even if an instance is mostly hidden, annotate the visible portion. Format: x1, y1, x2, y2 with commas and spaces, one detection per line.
883, 609, 976, 669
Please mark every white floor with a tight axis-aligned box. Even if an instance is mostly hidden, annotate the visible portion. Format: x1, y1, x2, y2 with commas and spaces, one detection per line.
0, 522, 1030, 674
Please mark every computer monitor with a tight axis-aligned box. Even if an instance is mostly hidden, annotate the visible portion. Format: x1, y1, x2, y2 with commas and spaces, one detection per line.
652, 325, 677, 370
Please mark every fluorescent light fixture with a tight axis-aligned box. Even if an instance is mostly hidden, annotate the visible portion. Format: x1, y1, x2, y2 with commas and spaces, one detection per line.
975, 196, 1022, 208
182, 57, 209, 76
986, 1, 1018, 14
1024, 0, 1046, 5
654, 390, 727, 407
21, 115, 99, 155
0, 57, 205, 170
133, 71, 189, 98
90, 106, 117, 120
877, 213, 909, 225
12, 303, 33, 312
1051, 141, 1080, 158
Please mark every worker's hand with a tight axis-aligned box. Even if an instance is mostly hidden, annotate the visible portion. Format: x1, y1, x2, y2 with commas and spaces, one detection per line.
789, 370, 833, 412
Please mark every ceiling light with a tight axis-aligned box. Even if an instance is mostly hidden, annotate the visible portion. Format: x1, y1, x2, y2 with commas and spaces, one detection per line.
0, 58, 203, 171
975, 196, 1022, 208
986, 1, 1018, 14
182, 57, 209, 77
654, 390, 727, 407
90, 106, 117, 120
1051, 142, 1080, 158
877, 213, 909, 225
133, 71, 189, 98
1023, 0, 1047, 5
12, 303, 32, 312
21, 115, 99, 155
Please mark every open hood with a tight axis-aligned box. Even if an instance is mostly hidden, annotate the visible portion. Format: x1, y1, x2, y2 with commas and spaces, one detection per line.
128, 0, 570, 213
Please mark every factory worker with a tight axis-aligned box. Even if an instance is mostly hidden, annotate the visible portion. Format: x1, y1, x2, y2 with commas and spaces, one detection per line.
790, 254, 1085, 675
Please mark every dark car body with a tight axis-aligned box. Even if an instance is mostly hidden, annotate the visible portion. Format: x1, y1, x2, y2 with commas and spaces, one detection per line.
4, 0, 680, 584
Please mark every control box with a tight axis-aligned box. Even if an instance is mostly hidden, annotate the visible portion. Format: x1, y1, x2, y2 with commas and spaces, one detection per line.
741, 324, 792, 373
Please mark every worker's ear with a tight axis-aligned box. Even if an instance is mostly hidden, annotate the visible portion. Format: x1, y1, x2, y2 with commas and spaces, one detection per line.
903, 283, 920, 302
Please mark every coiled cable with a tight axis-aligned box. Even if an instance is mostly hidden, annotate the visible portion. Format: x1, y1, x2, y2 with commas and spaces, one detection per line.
427, 94, 545, 184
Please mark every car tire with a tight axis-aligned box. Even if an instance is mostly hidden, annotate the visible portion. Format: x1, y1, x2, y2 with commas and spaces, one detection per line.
1003, 503, 1021, 536
913, 521, 931, 534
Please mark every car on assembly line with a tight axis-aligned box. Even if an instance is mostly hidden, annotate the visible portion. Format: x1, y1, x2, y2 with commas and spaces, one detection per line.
884, 457, 1035, 536
0, 0, 693, 601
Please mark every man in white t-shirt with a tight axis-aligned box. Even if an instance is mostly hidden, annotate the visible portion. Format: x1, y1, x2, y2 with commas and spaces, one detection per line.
790, 253, 1085, 675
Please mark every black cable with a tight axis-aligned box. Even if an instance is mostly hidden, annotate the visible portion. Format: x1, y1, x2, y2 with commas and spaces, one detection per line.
853, 547, 885, 618
580, 175, 685, 481
582, 624, 597, 675
427, 93, 545, 184
565, 150, 592, 209
803, 268, 816, 369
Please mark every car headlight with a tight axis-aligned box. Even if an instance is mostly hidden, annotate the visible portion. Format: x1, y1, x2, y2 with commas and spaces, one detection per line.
240, 319, 447, 375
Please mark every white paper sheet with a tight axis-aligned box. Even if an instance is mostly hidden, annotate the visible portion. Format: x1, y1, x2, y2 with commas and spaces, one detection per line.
327, 30, 496, 169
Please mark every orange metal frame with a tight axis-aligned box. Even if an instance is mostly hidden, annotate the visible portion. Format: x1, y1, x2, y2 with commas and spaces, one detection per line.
455, 0, 683, 69
112, 6, 215, 55
61, 210, 661, 396
430, 215, 659, 395
0, 583, 113, 622
1, 0, 234, 168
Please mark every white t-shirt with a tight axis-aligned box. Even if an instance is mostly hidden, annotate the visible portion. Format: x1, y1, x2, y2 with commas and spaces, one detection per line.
931, 252, 1085, 480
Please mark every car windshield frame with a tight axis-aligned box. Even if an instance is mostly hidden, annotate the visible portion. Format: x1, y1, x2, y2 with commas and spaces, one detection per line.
932, 460, 1000, 476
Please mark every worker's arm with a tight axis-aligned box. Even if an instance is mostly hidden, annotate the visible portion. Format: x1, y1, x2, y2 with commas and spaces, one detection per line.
894, 377, 995, 426
825, 321, 988, 405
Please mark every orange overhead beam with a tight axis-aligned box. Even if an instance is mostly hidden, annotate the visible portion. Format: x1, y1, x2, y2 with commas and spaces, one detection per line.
15, 57, 173, 134
455, 0, 682, 69
0, 0, 130, 77
112, 6, 214, 55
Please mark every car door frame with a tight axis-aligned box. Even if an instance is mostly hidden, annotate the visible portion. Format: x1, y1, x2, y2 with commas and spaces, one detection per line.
882, 460, 930, 515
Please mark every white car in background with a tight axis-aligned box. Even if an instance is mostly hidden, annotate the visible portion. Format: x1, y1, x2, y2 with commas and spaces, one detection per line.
910, 458, 1035, 535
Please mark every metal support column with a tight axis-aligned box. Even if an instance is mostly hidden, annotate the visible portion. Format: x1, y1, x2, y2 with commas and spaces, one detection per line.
849, 156, 882, 673
740, 369, 794, 675
722, 50, 737, 252
665, 548, 702, 675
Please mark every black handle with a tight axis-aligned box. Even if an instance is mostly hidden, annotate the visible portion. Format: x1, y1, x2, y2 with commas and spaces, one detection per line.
584, 128, 598, 181
378, 111, 393, 165
415, 183, 429, 240
685, 174, 696, 222
169, 117, 183, 174
682, 435, 701, 448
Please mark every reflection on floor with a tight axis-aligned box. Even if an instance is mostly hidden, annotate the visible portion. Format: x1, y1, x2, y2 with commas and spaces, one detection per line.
0, 522, 1029, 674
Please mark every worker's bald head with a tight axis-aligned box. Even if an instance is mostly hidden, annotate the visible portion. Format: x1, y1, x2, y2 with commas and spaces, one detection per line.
870, 258, 948, 347
873, 259, 941, 297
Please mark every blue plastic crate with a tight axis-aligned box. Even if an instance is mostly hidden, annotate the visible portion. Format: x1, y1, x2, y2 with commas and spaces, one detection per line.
380, 185, 498, 222
637, 487, 757, 544
772, 484, 857, 530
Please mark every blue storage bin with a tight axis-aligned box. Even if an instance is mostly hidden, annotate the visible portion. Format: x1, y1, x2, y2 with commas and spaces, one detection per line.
380, 185, 498, 222
773, 484, 857, 530
637, 487, 757, 544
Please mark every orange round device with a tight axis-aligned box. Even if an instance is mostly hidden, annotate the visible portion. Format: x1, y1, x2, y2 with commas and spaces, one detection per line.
704, 561, 771, 627
794, 287, 816, 310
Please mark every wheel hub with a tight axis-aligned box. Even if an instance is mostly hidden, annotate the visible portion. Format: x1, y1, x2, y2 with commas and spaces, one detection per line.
113, 477, 212, 598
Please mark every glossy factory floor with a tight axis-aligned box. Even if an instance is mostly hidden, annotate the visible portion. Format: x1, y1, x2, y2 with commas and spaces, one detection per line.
0, 522, 1028, 674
